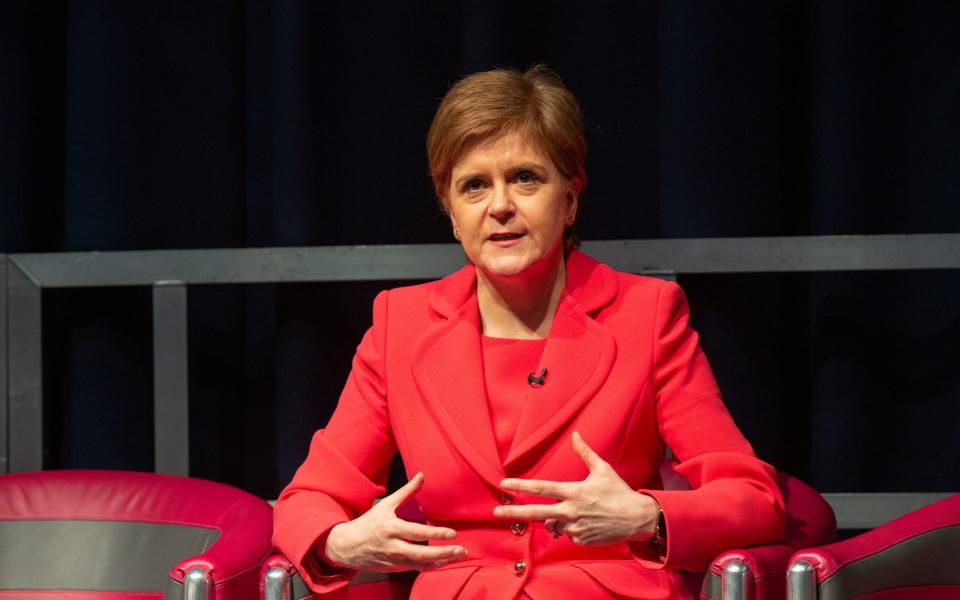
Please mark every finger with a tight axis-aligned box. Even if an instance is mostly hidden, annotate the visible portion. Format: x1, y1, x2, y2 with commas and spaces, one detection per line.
493, 503, 568, 521
392, 520, 457, 542
382, 472, 424, 509
399, 542, 468, 564
500, 477, 573, 499
572, 431, 607, 472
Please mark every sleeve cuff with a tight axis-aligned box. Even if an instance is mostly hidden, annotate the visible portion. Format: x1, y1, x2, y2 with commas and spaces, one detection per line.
297, 522, 358, 591
273, 491, 360, 592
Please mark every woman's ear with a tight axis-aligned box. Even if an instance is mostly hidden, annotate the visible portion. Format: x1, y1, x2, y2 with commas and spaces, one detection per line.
448, 213, 461, 241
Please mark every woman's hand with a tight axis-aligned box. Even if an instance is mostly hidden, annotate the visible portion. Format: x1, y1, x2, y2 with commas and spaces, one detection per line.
493, 431, 661, 546
323, 473, 468, 572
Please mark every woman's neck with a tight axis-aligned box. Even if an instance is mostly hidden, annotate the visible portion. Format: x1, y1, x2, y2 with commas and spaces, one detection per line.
476, 250, 566, 340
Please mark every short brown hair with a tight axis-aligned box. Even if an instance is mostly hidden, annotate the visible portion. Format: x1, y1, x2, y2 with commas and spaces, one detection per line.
427, 65, 587, 246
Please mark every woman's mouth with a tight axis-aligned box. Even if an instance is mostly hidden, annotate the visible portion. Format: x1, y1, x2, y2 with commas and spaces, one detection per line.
488, 232, 525, 247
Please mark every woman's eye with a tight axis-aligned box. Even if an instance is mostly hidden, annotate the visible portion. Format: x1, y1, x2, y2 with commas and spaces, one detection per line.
464, 179, 485, 193
516, 171, 538, 184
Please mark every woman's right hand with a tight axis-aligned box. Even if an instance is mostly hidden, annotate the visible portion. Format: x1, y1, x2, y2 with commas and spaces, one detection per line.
323, 472, 468, 572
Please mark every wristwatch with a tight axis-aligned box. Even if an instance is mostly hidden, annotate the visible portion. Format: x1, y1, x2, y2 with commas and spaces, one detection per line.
652, 507, 667, 546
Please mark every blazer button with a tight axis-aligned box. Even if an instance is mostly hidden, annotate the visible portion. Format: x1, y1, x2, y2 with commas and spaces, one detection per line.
510, 521, 526, 536
500, 494, 515, 505
514, 560, 527, 576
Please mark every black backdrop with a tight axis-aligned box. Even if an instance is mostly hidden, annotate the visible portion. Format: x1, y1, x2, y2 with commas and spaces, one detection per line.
2, 1, 958, 499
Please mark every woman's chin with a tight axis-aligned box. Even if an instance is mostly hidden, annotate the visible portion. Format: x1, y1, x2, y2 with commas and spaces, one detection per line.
478, 256, 534, 279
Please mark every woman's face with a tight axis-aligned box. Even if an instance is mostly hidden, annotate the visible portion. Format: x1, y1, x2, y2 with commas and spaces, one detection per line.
446, 133, 579, 279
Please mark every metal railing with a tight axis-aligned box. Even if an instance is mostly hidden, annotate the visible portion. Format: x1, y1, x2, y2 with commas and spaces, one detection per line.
3, 234, 959, 528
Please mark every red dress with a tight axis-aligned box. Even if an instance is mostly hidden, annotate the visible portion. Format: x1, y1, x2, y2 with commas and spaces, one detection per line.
481, 336, 549, 463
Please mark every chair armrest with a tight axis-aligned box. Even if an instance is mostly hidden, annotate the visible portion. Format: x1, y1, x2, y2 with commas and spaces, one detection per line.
169, 553, 270, 600
168, 557, 217, 599
703, 543, 797, 600
166, 493, 273, 599
789, 494, 960, 599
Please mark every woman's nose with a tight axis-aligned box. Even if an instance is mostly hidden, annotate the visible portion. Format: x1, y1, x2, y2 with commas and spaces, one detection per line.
488, 183, 515, 219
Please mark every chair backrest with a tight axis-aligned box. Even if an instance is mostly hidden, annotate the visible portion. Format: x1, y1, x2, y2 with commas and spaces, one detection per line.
0, 469, 273, 598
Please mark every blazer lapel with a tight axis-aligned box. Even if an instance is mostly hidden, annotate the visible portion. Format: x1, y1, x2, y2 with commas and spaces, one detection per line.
411, 266, 506, 489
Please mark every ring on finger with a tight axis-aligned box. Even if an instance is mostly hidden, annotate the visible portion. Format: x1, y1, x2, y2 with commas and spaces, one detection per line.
548, 520, 563, 539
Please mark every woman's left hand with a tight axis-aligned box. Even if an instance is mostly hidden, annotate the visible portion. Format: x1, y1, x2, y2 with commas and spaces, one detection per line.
493, 431, 660, 546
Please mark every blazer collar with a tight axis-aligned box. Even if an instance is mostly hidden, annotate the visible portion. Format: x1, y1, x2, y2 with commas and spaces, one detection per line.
412, 250, 618, 489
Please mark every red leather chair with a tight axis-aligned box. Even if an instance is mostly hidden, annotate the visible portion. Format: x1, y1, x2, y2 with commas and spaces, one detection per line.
787, 493, 960, 600
0, 470, 273, 599
261, 469, 837, 600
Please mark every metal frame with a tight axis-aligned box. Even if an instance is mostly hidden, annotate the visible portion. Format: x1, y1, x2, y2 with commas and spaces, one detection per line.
2, 234, 958, 526
0, 255, 7, 474
6, 258, 43, 473
585, 233, 960, 273
153, 282, 189, 476
6, 234, 960, 288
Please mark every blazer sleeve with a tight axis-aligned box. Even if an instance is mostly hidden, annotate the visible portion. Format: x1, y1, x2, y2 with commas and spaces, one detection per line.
632, 281, 786, 572
272, 290, 397, 593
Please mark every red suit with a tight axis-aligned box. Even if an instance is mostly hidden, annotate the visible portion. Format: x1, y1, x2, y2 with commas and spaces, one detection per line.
273, 249, 785, 599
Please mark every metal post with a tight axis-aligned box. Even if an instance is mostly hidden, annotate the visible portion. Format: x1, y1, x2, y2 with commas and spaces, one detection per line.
7, 260, 44, 472
722, 561, 750, 600
0, 255, 8, 473
787, 560, 818, 600
182, 568, 209, 600
263, 567, 293, 600
153, 281, 189, 476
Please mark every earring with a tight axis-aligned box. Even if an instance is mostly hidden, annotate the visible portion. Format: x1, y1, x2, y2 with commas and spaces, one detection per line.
453, 228, 461, 241
565, 214, 575, 226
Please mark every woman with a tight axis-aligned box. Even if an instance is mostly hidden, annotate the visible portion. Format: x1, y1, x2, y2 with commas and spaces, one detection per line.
273, 65, 785, 599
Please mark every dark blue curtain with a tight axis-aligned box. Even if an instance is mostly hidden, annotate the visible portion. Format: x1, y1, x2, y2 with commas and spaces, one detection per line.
2, 0, 958, 498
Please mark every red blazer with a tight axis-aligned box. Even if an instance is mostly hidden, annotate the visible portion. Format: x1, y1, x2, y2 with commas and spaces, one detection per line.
273, 249, 785, 599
